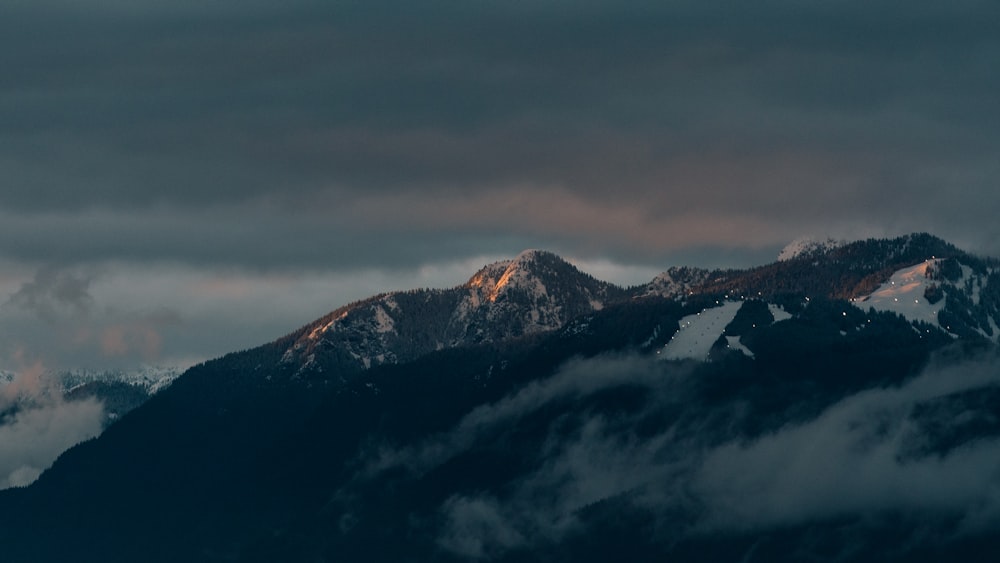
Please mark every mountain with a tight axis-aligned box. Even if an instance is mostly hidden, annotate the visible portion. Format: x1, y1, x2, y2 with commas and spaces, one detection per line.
1, 233, 1000, 563
280, 249, 626, 376
777, 236, 845, 261
649, 233, 999, 348
0, 366, 180, 428
59, 366, 182, 423
59, 366, 182, 396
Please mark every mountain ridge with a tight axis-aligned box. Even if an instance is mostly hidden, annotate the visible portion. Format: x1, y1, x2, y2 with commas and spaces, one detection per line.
279, 248, 628, 377
271, 232, 998, 381
2, 232, 1000, 563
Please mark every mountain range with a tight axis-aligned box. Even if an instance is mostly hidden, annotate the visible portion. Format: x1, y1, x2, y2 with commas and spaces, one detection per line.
1, 366, 180, 416
1, 233, 999, 562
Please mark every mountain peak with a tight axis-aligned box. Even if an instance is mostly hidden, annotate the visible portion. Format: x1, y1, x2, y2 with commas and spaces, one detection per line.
465, 249, 565, 300
512, 248, 547, 261
455, 249, 624, 344
284, 249, 624, 374
778, 236, 845, 261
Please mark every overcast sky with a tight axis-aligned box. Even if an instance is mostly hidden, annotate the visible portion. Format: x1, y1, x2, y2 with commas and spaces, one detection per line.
2, 0, 998, 372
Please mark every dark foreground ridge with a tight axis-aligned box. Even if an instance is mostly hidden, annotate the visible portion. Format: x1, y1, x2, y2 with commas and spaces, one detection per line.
2, 233, 1000, 562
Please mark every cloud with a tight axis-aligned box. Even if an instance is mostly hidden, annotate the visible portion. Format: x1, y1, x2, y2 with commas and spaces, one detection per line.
346, 350, 1000, 559
0, 397, 104, 489
0, 359, 49, 410
0, 363, 104, 490
1, 256, 542, 374
437, 415, 687, 559
362, 354, 670, 479
4, 266, 95, 322
98, 322, 163, 359
0, 265, 184, 372
1, 0, 999, 272
351, 354, 692, 556
691, 354, 1000, 536
438, 496, 528, 560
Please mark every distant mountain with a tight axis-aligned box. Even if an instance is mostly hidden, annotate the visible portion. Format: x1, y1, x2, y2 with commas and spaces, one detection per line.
647, 233, 999, 348
59, 366, 181, 423
1, 233, 999, 563
0, 366, 180, 427
777, 236, 845, 261
280, 249, 626, 377
59, 366, 182, 396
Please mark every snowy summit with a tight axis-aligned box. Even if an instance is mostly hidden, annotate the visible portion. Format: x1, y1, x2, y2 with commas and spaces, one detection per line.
778, 237, 845, 261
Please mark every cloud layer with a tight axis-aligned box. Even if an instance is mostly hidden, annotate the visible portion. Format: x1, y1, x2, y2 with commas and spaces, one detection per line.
694, 357, 1000, 535
356, 351, 1000, 559
2, 0, 999, 268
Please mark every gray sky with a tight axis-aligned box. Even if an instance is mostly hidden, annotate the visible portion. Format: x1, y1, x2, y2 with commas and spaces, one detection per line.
2, 0, 999, 372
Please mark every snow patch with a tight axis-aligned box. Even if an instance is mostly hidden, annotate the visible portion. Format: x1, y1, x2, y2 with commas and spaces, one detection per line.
956, 264, 982, 305
372, 305, 396, 334
778, 237, 843, 261
768, 304, 793, 323
725, 335, 754, 358
661, 301, 743, 361
853, 259, 945, 325
645, 267, 709, 299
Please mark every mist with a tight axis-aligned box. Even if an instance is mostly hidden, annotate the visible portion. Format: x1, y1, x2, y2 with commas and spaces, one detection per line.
351, 349, 1000, 559
0, 364, 105, 490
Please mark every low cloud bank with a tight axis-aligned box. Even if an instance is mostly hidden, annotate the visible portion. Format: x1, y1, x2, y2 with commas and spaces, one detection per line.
358, 351, 1000, 559
694, 356, 1000, 535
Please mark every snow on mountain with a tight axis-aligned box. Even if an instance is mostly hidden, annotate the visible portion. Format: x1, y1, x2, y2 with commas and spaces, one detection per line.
852, 259, 945, 326
284, 249, 624, 374
458, 250, 566, 334
293, 298, 402, 370
852, 257, 1000, 341
279, 236, 1000, 377
660, 300, 743, 361
725, 335, 755, 358
59, 366, 182, 395
0, 366, 181, 397
778, 236, 844, 261
468, 249, 550, 304
769, 304, 793, 322
455, 249, 617, 340
644, 266, 710, 299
